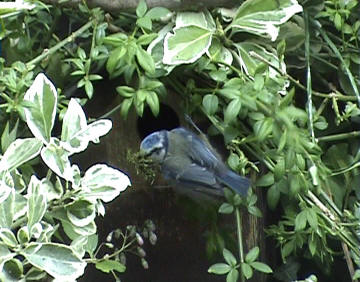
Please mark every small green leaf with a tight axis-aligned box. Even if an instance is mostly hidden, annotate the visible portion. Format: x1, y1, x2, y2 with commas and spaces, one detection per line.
352, 269, 360, 280
120, 98, 133, 119
241, 263, 253, 279
208, 263, 231, 274
136, 47, 155, 74
306, 208, 318, 230
116, 86, 135, 98
250, 261, 273, 273
146, 7, 171, 20
224, 99, 241, 124
281, 240, 294, 259
137, 16, 152, 30
219, 203, 234, 214
95, 259, 126, 273
202, 94, 218, 115
245, 246, 259, 263
145, 91, 160, 116
137, 33, 158, 45
267, 184, 280, 210
223, 248, 237, 266
256, 172, 274, 187
308, 236, 316, 256
295, 210, 307, 231
106, 47, 126, 74
136, 0, 147, 18
226, 269, 239, 282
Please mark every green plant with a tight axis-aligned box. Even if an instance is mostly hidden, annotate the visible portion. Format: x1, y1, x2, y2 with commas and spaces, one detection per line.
0, 73, 133, 280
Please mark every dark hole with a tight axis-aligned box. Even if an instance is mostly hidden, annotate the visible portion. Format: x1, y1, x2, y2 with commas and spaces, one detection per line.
137, 104, 180, 139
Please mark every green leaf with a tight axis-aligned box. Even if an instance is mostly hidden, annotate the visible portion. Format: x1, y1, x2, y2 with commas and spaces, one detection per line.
1, 121, 18, 153
95, 259, 126, 273
202, 94, 218, 115
3, 258, 23, 279
79, 164, 131, 203
208, 263, 231, 274
241, 263, 253, 279
116, 86, 135, 98
224, 99, 241, 124
223, 248, 237, 266
256, 172, 274, 187
306, 208, 318, 230
226, 269, 239, 282
103, 33, 128, 47
136, 16, 152, 30
0, 138, 42, 173
120, 98, 133, 119
21, 243, 86, 280
231, 0, 303, 41
295, 210, 307, 231
27, 176, 47, 233
267, 184, 280, 210
137, 33, 158, 45
145, 91, 160, 116
353, 269, 360, 280
164, 25, 213, 65
245, 246, 259, 263
308, 235, 316, 256
136, 47, 155, 74
136, 0, 147, 18
146, 7, 171, 20
250, 261, 273, 273
106, 46, 126, 74
281, 240, 294, 259
84, 80, 93, 99
219, 203, 234, 214
23, 73, 57, 144
207, 38, 233, 65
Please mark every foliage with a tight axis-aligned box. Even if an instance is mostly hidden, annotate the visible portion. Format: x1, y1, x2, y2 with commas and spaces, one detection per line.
1, 0, 360, 281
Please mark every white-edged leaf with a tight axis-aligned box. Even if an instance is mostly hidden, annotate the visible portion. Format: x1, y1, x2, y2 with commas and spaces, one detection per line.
61, 99, 87, 147
41, 139, 73, 182
163, 24, 213, 65
61, 118, 112, 155
80, 164, 131, 203
0, 138, 42, 173
24, 73, 57, 144
21, 243, 86, 280
175, 11, 216, 30
27, 176, 47, 233
66, 200, 96, 227
231, 0, 303, 41
0, 188, 14, 228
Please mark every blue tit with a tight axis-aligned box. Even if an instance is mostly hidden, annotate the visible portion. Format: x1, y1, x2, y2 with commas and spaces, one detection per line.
139, 127, 250, 197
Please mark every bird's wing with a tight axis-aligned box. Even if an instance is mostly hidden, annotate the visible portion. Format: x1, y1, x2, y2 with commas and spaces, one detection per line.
171, 128, 219, 169
162, 158, 222, 193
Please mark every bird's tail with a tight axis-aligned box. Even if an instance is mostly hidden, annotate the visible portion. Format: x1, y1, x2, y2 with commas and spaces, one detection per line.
218, 169, 250, 196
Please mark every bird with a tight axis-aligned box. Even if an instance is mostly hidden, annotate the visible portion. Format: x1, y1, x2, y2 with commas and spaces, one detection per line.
139, 127, 250, 198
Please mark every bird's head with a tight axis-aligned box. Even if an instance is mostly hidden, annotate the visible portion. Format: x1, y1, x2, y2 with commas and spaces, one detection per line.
140, 130, 168, 163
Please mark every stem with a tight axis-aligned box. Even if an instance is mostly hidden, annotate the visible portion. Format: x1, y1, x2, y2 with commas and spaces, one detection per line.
235, 207, 245, 282
26, 21, 93, 68
316, 131, 360, 142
